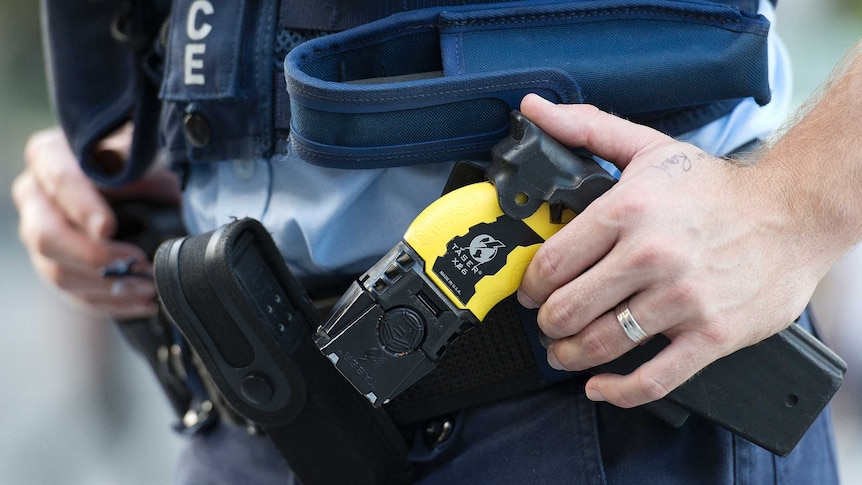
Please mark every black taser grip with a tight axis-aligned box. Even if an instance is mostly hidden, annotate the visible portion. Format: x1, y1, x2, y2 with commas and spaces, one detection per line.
595, 323, 846, 456
492, 111, 847, 456
154, 219, 415, 485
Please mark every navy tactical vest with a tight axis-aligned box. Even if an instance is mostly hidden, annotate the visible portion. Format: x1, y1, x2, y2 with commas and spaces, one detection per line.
42, 0, 775, 185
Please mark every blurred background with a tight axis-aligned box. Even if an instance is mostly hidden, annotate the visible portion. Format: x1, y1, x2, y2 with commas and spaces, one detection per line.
0, 2, 183, 485
0, 1, 860, 483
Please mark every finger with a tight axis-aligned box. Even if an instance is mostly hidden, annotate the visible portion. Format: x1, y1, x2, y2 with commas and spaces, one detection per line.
545, 310, 629, 371
31, 254, 158, 319
518, 196, 619, 309
544, 308, 641, 371
520, 94, 672, 170
81, 282, 158, 310
32, 253, 154, 298
535, 241, 651, 339
102, 302, 160, 320
16, 171, 148, 269
546, 290, 688, 371
24, 127, 116, 239
583, 332, 718, 407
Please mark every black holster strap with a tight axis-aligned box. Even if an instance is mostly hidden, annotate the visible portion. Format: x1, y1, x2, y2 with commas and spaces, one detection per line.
262, 339, 416, 485
385, 296, 567, 424
154, 218, 416, 485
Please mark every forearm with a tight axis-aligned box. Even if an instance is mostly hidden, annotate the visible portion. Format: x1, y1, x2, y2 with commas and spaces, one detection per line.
517, 54, 862, 406
757, 40, 862, 274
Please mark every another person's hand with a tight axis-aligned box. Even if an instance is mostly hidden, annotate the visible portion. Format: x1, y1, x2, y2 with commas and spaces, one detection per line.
11, 126, 180, 320
517, 94, 836, 409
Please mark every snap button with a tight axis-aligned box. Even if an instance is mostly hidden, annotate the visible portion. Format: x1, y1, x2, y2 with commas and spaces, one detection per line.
181, 399, 214, 430
422, 417, 455, 448
183, 109, 211, 148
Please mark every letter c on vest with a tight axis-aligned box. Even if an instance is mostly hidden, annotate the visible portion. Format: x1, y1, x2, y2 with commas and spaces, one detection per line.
187, 0, 214, 41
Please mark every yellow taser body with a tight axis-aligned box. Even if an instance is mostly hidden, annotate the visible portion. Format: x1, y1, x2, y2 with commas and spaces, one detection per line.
403, 181, 571, 321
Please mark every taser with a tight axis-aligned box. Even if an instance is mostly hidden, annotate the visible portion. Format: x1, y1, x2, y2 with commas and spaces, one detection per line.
313, 111, 846, 457
314, 111, 613, 406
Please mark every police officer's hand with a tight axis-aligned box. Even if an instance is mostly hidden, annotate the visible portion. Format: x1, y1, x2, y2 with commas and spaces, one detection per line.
11, 126, 181, 320
516, 94, 837, 409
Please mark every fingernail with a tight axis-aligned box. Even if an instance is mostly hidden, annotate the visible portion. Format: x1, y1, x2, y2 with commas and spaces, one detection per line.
111, 279, 155, 297
547, 351, 564, 371
110, 280, 125, 296
524, 93, 554, 105
534, 94, 555, 105
538, 330, 555, 349
586, 386, 606, 402
516, 289, 538, 309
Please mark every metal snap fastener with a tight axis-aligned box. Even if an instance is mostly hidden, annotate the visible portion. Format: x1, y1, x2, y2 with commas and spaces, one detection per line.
183, 111, 211, 148
182, 399, 214, 429
423, 417, 455, 448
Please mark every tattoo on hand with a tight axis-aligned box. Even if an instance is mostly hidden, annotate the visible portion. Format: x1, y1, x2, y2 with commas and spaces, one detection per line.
653, 153, 693, 176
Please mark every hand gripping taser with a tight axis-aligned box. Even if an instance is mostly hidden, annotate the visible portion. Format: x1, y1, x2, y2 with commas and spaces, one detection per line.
315, 111, 613, 404
315, 111, 847, 456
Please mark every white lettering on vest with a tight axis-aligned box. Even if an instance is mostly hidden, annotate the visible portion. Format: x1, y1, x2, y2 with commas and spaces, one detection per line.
184, 0, 214, 85
184, 44, 206, 85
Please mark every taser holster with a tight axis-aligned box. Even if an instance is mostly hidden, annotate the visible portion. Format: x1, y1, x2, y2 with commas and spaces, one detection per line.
153, 219, 415, 485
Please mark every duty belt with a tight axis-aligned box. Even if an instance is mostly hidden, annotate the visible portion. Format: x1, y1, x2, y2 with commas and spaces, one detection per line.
106, 197, 564, 431
148, 116, 845, 483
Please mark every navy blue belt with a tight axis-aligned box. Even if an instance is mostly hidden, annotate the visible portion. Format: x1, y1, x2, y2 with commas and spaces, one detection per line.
284, 0, 771, 169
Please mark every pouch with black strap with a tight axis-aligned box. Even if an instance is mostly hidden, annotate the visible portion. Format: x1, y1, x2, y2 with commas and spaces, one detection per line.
153, 218, 415, 485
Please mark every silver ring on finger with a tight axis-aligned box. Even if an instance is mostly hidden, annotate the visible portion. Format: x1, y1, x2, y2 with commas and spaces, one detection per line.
615, 299, 651, 346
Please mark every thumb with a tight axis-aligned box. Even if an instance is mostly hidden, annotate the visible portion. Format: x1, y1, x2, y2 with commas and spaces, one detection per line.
519, 94, 672, 171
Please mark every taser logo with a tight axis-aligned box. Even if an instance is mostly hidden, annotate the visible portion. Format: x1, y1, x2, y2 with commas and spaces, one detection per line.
433, 216, 543, 304
185, 0, 214, 85
450, 234, 506, 277
467, 235, 505, 266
